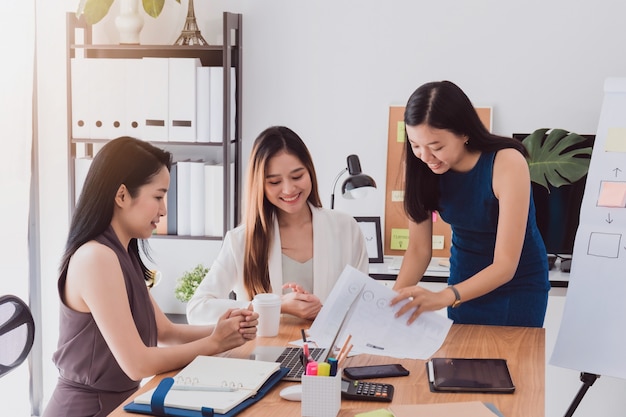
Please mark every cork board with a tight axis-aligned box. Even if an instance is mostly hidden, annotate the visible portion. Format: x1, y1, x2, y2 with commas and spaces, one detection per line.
384, 106, 492, 257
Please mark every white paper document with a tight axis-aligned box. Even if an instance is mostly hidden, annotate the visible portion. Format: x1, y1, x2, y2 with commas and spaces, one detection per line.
308, 265, 453, 359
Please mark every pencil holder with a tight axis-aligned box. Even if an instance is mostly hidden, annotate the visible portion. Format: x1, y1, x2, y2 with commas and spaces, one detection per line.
301, 371, 341, 417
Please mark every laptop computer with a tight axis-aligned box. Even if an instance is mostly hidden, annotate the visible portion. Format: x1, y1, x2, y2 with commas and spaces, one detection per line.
251, 283, 364, 381
251, 345, 327, 381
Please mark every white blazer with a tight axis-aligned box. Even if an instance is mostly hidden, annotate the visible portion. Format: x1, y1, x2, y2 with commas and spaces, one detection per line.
186, 204, 369, 325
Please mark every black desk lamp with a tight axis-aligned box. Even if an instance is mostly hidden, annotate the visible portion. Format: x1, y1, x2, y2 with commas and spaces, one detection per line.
330, 154, 377, 209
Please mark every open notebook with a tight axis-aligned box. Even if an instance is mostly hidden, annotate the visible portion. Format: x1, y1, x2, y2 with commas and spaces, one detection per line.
132, 356, 281, 414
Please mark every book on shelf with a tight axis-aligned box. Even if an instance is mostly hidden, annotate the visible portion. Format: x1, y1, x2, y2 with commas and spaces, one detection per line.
127, 356, 285, 415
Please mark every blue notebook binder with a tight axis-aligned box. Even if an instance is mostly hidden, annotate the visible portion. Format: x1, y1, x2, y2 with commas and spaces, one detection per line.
123, 367, 289, 417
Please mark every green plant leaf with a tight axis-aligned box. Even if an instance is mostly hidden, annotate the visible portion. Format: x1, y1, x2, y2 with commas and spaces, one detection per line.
77, 0, 180, 24
77, 0, 116, 25
143, 0, 166, 18
174, 264, 209, 302
522, 128, 592, 191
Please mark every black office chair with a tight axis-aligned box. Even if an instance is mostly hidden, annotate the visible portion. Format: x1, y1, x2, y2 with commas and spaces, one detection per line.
0, 294, 35, 378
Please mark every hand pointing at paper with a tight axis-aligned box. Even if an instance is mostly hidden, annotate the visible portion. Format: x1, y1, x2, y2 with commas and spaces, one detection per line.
390, 286, 456, 325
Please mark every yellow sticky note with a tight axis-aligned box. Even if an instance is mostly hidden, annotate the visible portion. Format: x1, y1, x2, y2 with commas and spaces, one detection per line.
432, 235, 444, 250
355, 409, 394, 417
390, 228, 409, 250
396, 121, 406, 142
391, 190, 404, 202
605, 127, 626, 152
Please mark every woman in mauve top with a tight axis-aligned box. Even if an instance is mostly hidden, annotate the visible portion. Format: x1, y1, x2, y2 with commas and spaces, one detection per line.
43, 137, 258, 417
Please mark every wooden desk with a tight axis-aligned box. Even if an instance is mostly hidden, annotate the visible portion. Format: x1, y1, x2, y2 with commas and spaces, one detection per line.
110, 315, 544, 417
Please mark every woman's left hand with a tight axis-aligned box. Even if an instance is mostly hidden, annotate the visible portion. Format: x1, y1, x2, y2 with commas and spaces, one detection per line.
281, 291, 321, 320
390, 286, 451, 325
228, 305, 258, 340
282, 282, 309, 294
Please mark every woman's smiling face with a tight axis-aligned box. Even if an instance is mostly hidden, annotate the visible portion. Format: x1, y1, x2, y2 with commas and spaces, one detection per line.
264, 151, 312, 215
406, 124, 470, 174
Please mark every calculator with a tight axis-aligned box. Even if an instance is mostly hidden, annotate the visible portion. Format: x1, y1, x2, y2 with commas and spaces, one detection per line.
340, 379, 394, 402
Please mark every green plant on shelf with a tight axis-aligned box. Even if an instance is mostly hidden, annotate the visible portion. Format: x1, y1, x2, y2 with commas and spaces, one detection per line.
174, 264, 208, 303
521, 128, 593, 191
77, 0, 181, 25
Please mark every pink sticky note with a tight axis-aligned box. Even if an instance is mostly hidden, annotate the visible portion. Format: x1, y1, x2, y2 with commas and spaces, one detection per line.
598, 181, 626, 208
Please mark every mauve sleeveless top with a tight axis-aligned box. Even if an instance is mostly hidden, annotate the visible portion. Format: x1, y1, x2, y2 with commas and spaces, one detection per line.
52, 226, 157, 393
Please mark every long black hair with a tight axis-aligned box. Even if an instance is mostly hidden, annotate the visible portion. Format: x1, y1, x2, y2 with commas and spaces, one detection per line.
403, 81, 527, 223
60, 137, 172, 282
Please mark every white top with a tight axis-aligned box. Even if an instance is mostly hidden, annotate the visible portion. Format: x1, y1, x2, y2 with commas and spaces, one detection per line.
282, 255, 313, 292
186, 204, 369, 325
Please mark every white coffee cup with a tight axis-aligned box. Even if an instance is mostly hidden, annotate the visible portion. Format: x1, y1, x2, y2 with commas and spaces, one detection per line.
252, 293, 281, 337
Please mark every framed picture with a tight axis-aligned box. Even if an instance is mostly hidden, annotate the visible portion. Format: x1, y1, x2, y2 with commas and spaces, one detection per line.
354, 217, 384, 263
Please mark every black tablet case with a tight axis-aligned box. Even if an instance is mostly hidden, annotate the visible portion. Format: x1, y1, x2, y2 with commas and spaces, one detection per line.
427, 358, 515, 394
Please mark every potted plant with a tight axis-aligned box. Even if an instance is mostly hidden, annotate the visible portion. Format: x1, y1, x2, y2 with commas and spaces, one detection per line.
76, 0, 181, 44
521, 128, 593, 191
174, 264, 208, 303
520, 128, 593, 270
77, 0, 180, 25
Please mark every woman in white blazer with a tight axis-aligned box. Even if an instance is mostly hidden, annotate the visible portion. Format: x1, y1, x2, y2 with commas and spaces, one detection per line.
187, 126, 369, 325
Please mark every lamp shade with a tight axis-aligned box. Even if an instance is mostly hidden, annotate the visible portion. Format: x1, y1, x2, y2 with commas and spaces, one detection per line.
341, 155, 377, 199
342, 174, 377, 199
330, 154, 377, 209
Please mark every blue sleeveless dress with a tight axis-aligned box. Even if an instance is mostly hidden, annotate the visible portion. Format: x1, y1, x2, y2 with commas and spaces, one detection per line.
438, 151, 550, 327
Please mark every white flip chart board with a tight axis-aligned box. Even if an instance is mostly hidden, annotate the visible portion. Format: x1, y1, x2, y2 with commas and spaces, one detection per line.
550, 78, 626, 379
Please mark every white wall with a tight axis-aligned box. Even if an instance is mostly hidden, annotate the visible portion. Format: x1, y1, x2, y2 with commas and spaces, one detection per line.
35, 1, 626, 415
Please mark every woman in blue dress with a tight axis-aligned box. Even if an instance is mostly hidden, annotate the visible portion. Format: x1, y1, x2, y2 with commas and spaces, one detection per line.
390, 81, 550, 327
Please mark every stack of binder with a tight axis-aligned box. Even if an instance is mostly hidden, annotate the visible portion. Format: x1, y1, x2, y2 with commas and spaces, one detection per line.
162, 161, 234, 238
70, 57, 236, 142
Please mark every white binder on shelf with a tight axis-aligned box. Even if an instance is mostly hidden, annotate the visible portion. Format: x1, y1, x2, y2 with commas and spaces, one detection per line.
169, 58, 201, 142
189, 161, 206, 236
204, 162, 234, 237
74, 157, 93, 205
204, 162, 224, 236
209, 67, 224, 143
124, 58, 144, 139
142, 57, 169, 141
176, 160, 192, 236
196, 66, 211, 143
89, 58, 126, 139
208, 67, 237, 143
167, 163, 178, 235
70, 58, 90, 138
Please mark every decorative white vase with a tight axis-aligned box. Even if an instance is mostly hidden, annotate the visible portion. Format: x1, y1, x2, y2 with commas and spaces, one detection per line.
115, 0, 144, 44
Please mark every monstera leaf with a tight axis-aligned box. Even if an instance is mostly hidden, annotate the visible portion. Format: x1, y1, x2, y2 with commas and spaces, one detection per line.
521, 128, 592, 191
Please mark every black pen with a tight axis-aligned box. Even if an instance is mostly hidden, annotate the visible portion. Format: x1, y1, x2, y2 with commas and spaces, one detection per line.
301, 328, 307, 343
